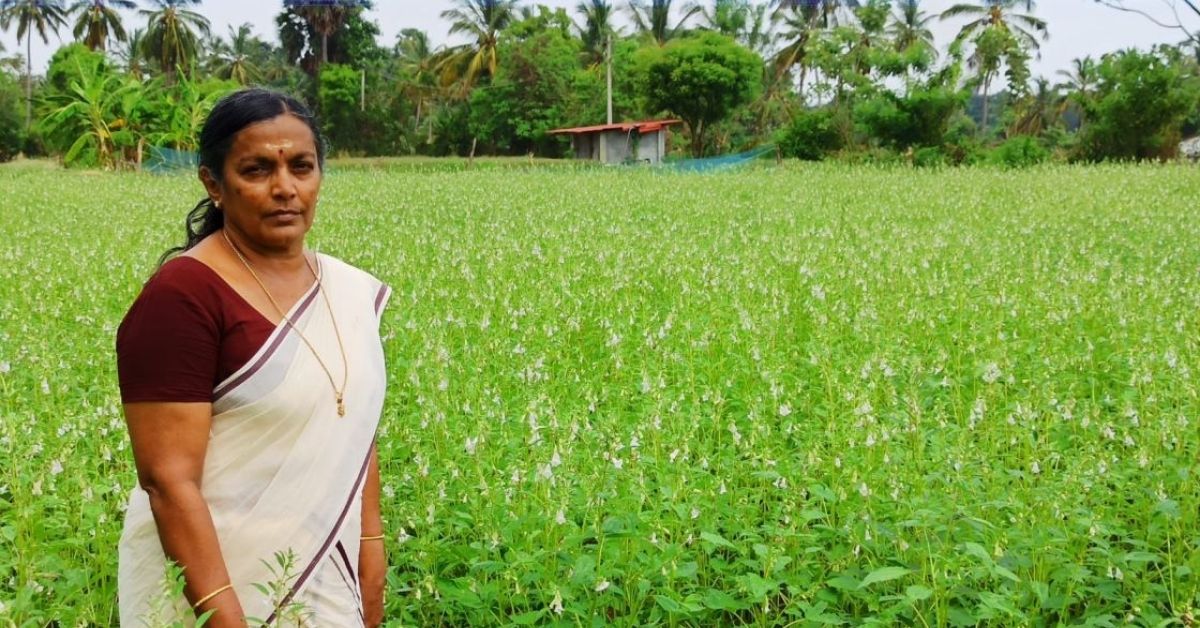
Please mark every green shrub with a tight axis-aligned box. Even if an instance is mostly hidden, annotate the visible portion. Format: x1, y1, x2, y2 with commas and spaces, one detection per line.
0, 70, 24, 161
912, 146, 948, 168
778, 108, 842, 161
989, 136, 1049, 168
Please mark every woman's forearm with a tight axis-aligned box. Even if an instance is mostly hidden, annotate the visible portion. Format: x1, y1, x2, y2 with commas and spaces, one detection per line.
145, 480, 246, 627
360, 447, 385, 626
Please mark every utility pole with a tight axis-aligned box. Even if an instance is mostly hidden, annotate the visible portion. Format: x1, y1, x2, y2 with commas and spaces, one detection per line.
606, 32, 613, 125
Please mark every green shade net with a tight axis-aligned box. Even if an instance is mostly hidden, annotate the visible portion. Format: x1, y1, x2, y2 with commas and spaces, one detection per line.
144, 146, 198, 174
664, 145, 775, 172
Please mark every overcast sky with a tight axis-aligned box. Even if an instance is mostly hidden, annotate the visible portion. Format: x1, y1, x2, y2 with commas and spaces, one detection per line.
2, 0, 1197, 80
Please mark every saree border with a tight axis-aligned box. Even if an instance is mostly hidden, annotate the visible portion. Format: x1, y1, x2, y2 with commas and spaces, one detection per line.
212, 258, 324, 402
265, 438, 375, 625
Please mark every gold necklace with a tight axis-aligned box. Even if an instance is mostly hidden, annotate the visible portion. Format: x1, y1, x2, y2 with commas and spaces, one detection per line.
221, 229, 349, 417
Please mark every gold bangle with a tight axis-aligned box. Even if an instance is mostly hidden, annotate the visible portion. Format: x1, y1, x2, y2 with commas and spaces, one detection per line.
193, 583, 233, 609
361, 534, 386, 541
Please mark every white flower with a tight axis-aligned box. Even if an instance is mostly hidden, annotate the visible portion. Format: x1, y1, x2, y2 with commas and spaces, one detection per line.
537, 463, 553, 481
982, 363, 1002, 384
40, 379, 50, 394
777, 404, 792, 417
555, 509, 567, 525
550, 589, 563, 615
396, 528, 411, 544
611, 457, 623, 470
550, 450, 562, 467
0, 361, 9, 374
858, 482, 871, 497
464, 436, 479, 455
594, 580, 610, 593
50, 460, 63, 476
690, 507, 700, 520
1030, 461, 1040, 475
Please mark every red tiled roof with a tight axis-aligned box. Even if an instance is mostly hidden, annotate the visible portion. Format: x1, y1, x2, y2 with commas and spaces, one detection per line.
548, 119, 682, 135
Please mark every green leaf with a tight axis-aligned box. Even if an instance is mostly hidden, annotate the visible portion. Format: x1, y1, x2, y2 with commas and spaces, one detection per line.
699, 531, 737, 551
508, 609, 545, 625
905, 585, 932, 601
655, 594, 688, 614
701, 588, 743, 610
961, 542, 994, 566
826, 575, 860, 591
859, 566, 911, 588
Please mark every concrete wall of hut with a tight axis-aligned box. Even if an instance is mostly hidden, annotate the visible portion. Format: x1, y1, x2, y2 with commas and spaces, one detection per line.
570, 129, 668, 164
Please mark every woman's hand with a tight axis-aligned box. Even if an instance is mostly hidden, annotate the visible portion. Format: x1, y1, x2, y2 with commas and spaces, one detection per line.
359, 446, 386, 626
359, 538, 386, 626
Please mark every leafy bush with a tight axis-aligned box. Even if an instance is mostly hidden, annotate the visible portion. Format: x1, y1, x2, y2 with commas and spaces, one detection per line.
853, 86, 967, 151
912, 146, 948, 168
778, 108, 842, 161
1078, 47, 1200, 161
988, 136, 1049, 168
0, 70, 23, 161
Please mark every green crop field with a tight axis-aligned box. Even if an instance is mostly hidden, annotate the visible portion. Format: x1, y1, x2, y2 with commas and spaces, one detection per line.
1, 162, 1198, 626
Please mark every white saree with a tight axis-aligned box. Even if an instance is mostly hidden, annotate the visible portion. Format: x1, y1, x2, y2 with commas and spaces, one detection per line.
118, 254, 391, 626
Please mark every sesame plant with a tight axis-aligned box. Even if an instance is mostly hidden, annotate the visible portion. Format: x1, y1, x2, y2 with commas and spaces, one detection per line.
0, 161, 1197, 626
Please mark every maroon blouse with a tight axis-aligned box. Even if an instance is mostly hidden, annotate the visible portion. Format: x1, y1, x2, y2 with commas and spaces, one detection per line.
116, 256, 275, 403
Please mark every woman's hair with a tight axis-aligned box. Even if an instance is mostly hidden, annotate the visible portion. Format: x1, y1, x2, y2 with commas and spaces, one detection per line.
160, 87, 325, 263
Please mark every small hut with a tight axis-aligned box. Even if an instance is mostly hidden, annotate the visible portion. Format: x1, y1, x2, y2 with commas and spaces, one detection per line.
549, 119, 681, 165
1180, 136, 1200, 161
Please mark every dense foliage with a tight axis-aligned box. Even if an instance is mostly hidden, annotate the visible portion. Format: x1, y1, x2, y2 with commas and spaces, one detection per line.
0, 0, 1197, 166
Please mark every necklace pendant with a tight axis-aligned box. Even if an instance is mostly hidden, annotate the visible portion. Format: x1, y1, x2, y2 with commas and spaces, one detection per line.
337, 394, 346, 418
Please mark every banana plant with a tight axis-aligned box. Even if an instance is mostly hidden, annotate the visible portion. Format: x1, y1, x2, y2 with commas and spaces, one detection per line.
39, 54, 138, 168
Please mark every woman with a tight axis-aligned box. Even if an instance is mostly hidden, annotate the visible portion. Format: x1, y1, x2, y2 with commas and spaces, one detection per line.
116, 88, 389, 626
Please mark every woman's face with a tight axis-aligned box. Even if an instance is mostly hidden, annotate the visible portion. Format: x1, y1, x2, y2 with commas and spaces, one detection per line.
201, 113, 321, 252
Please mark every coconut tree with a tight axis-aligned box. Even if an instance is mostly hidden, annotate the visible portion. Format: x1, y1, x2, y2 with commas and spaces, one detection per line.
769, 0, 853, 94
114, 25, 146, 77
687, 0, 772, 52
1055, 55, 1097, 126
1007, 75, 1059, 136
207, 23, 263, 85
940, 0, 1047, 136
689, 0, 747, 37
1056, 55, 1097, 95
140, 0, 210, 85
575, 0, 617, 65
628, 0, 699, 45
0, 0, 69, 129
395, 28, 441, 138
284, 0, 367, 78
70, 0, 135, 51
437, 0, 518, 95
888, 0, 935, 54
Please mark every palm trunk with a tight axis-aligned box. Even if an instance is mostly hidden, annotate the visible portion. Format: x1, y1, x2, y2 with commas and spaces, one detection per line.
980, 73, 991, 139
321, 32, 329, 65
25, 34, 32, 131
